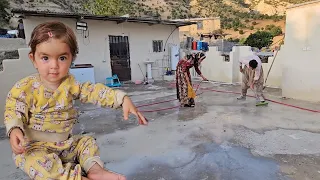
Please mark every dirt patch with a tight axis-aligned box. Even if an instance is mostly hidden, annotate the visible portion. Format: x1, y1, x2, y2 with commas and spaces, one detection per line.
274, 154, 320, 180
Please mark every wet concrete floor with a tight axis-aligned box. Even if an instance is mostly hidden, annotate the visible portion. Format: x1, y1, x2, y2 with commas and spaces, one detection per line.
0, 80, 319, 180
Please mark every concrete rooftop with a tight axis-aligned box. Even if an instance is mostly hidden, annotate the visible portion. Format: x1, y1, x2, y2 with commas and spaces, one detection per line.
0, 80, 319, 180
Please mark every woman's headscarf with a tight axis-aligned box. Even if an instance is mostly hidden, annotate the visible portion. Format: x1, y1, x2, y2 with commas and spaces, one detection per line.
194, 52, 206, 64
186, 54, 192, 60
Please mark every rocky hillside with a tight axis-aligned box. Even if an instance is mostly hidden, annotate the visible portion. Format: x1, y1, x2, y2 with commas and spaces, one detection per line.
7, 0, 313, 18
5, 0, 312, 29
1, 0, 313, 43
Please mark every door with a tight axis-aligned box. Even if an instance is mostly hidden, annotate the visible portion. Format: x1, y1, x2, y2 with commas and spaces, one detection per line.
109, 35, 131, 81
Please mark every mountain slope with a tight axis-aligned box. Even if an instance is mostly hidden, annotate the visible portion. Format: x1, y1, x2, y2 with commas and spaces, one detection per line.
3, 0, 313, 42
8, 0, 314, 18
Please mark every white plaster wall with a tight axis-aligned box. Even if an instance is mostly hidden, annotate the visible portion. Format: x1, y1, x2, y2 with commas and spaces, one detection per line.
282, 3, 320, 102
0, 48, 37, 125
200, 46, 282, 87
235, 46, 282, 88
23, 17, 180, 83
263, 50, 283, 88
201, 47, 234, 83
0, 39, 27, 51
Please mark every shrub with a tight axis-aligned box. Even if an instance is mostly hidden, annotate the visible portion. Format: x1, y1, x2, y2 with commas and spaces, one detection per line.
244, 31, 273, 49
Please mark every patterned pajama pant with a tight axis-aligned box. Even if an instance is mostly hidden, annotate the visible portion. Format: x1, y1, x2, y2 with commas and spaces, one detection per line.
242, 66, 265, 101
13, 135, 103, 180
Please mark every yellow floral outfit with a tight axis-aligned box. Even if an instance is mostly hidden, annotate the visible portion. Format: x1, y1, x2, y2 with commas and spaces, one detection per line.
4, 74, 127, 180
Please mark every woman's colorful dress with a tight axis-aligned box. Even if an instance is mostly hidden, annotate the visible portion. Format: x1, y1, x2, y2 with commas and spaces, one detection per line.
176, 59, 202, 106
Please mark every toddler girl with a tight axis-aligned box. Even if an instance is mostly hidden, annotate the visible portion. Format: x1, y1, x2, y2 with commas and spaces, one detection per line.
4, 21, 148, 180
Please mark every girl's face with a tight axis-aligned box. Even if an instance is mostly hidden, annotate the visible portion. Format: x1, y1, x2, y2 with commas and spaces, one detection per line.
29, 38, 73, 88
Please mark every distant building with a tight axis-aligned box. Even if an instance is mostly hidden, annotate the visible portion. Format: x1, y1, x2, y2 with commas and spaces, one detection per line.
173, 17, 221, 42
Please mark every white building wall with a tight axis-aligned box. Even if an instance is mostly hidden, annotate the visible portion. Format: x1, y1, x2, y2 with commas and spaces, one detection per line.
0, 48, 37, 125
282, 1, 320, 102
201, 46, 282, 87
23, 17, 180, 83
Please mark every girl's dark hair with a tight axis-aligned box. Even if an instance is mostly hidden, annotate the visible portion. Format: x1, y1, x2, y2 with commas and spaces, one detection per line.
28, 21, 79, 58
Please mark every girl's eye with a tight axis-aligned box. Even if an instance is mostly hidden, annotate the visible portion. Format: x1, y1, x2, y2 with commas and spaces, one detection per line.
59, 56, 67, 61
41, 56, 49, 61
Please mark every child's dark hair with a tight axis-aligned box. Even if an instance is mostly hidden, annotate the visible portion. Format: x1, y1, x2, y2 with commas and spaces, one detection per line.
249, 60, 258, 69
28, 21, 79, 58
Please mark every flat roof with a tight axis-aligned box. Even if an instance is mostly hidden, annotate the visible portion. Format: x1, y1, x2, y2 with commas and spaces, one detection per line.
286, 0, 320, 9
12, 9, 196, 27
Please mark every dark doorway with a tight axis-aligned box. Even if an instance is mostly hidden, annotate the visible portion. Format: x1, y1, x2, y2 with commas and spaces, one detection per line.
109, 35, 131, 81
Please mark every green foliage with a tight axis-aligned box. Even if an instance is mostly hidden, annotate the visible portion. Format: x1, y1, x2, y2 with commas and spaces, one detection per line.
270, 27, 282, 36
239, 37, 246, 45
223, 23, 231, 29
244, 31, 273, 49
227, 38, 240, 43
252, 21, 257, 25
250, 26, 254, 30
239, 29, 244, 34
265, 24, 282, 36
0, 0, 11, 26
83, 0, 134, 16
265, 24, 274, 30
212, 29, 224, 34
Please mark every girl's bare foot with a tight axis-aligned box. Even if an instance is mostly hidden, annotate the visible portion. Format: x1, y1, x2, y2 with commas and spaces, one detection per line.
87, 163, 126, 180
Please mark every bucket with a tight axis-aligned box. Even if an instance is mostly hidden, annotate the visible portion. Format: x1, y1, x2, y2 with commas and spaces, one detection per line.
192, 41, 197, 50
202, 42, 209, 51
197, 41, 202, 50
135, 80, 143, 85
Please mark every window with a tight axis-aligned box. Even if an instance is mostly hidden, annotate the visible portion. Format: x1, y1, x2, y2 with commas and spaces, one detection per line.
153, 40, 163, 52
197, 21, 203, 30
222, 54, 230, 62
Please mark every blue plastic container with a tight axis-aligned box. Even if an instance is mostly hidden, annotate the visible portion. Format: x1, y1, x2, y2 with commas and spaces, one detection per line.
202, 42, 209, 51
197, 41, 202, 50
106, 74, 121, 87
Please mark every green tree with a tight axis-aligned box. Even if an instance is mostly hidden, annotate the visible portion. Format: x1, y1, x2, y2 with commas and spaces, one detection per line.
239, 29, 244, 34
225, 23, 232, 29
232, 18, 241, 28
269, 26, 282, 36
244, 31, 273, 49
239, 37, 246, 45
265, 24, 275, 31
0, 0, 11, 26
83, 0, 133, 16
